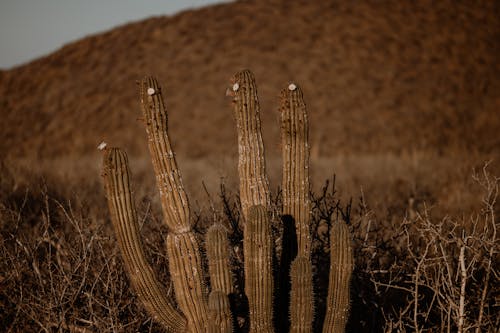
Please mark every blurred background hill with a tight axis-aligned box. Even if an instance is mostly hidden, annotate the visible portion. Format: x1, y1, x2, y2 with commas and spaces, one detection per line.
1, 0, 499, 207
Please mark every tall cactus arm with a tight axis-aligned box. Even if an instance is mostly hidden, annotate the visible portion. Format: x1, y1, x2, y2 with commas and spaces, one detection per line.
139, 76, 191, 233
322, 221, 354, 333
244, 205, 274, 333
280, 83, 311, 257
101, 147, 187, 332
290, 256, 314, 333
206, 223, 234, 295
231, 70, 270, 220
139, 77, 209, 332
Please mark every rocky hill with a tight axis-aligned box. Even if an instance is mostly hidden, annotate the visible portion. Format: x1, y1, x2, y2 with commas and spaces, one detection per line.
1, 0, 499, 163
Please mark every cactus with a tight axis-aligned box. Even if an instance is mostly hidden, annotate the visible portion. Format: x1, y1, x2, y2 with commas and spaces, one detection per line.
208, 291, 233, 333
290, 256, 314, 333
139, 76, 209, 332
231, 70, 270, 219
244, 205, 274, 333
322, 221, 354, 333
102, 148, 187, 332
280, 83, 311, 257
280, 83, 315, 333
139, 76, 191, 233
101, 70, 354, 333
206, 223, 233, 295
231, 70, 275, 333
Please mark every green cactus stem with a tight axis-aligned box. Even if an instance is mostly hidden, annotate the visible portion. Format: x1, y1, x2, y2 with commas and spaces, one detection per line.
208, 290, 233, 333
290, 256, 314, 333
101, 147, 187, 332
280, 83, 311, 258
244, 205, 274, 333
231, 70, 270, 219
322, 221, 354, 333
206, 223, 233, 295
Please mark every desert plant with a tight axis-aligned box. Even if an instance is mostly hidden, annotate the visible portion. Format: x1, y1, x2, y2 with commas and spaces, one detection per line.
101, 70, 354, 332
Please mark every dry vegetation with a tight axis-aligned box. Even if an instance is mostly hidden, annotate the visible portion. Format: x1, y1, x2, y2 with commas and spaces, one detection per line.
1, 0, 499, 332
1, 153, 498, 332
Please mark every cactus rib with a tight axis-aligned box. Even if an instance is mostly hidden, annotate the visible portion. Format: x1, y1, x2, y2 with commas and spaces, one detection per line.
102, 148, 187, 332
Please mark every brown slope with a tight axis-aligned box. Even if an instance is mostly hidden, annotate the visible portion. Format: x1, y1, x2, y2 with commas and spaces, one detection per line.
1, 0, 499, 162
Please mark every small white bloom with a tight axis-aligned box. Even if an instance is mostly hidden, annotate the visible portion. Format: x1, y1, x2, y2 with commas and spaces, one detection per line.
288, 83, 297, 91
232, 83, 239, 92
147, 87, 155, 95
97, 142, 107, 150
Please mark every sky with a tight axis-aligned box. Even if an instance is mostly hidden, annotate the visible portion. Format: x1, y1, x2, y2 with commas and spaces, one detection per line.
0, 0, 231, 69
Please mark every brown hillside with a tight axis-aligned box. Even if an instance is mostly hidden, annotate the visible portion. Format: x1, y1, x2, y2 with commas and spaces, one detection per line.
1, 0, 499, 162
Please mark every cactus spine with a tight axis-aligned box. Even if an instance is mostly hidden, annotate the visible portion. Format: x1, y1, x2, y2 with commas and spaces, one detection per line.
139, 77, 209, 332
206, 223, 233, 295
322, 221, 354, 333
102, 148, 187, 332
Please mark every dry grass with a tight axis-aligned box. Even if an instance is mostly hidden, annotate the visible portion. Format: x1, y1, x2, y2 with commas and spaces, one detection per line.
1, 152, 498, 332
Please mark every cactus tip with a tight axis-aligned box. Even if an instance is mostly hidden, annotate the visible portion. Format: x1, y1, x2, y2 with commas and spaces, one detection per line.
232, 83, 240, 92
288, 83, 297, 91
97, 141, 107, 150
147, 87, 156, 96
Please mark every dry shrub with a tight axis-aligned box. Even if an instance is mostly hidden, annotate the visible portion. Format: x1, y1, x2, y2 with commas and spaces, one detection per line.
0, 162, 498, 332
356, 164, 499, 332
